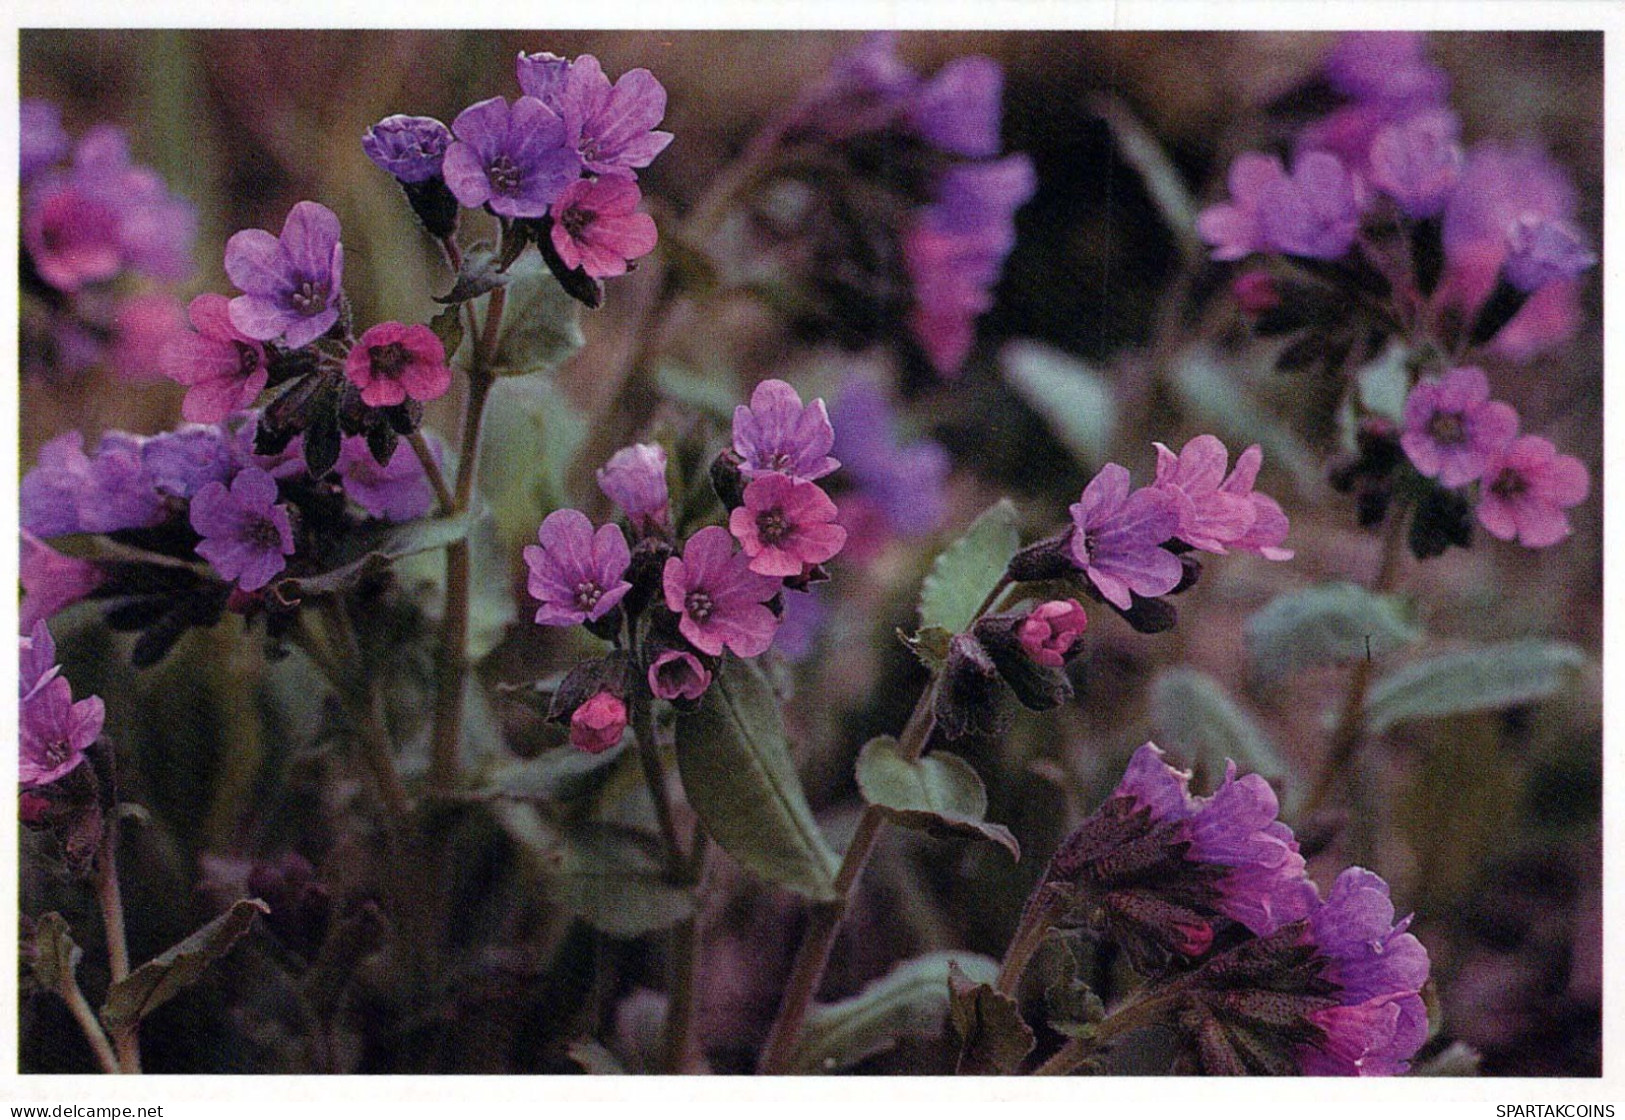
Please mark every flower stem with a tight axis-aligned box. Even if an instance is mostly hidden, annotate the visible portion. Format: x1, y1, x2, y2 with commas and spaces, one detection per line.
630, 695, 686, 881
1028, 992, 1179, 1076
994, 888, 1063, 997
58, 969, 120, 1075
93, 823, 140, 1073
407, 430, 453, 515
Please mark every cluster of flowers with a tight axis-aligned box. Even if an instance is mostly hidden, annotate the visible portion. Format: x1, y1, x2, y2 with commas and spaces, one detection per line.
524, 380, 850, 752
19, 622, 105, 796
362, 50, 665, 282
20, 101, 198, 383
779, 33, 1036, 375
1036, 743, 1429, 1075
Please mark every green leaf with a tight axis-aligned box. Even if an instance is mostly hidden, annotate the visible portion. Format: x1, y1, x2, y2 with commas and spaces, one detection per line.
566, 1038, 628, 1075
999, 341, 1116, 468
1149, 668, 1286, 788
791, 951, 999, 1073
477, 373, 588, 557
1169, 345, 1320, 495
1412, 1041, 1483, 1077
434, 252, 510, 304
28, 913, 82, 993
545, 823, 695, 939
427, 304, 464, 362
1088, 92, 1198, 250
918, 500, 1020, 636
948, 962, 1035, 1074
657, 365, 737, 422
674, 656, 840, 900
452, 252, 585, 380
1355, 341, 1411, 424
273, 516, 469, 603
854, 737, 1019, 859
1364, 640, 1586, 734
899, 626, 952, 672
101, 899, 268, 1033
475, 742, 630, 804
1245, 582, 1422, 684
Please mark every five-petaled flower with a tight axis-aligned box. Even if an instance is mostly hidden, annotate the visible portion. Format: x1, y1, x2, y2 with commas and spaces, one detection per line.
190, 466, 297, 592
1068, 464, 1183, 610
344, 321, 452, 408
728, 474, 847, 578
1474, 435, 1589, 549
662, 526, 781, 658
548, 175, 658, 278
516, 53, 674, 178
523, 509, 633, 627
648, 649, 712, 702
224, 201, 345, 348
732, 379, 840, 482
1400, 366, 1520, 489
19, 621, 105, 791
162, 294, 269, 424
442, 96, 582, 220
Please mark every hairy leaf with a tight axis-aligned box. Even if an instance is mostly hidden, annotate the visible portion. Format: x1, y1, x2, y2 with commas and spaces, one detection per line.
1364, 640, 1585, 734
28, 913, 82, 993
101, 899, 268, 1033
452, 253, 585, 379
855, 737, 1019, 858
918, 500, 1020, 636
546, 823, 695, 939
948, 962, 1035, 1074
1149, 668, 1286, 788
1245, 582, 1422, 684
999, 341, 1116, 468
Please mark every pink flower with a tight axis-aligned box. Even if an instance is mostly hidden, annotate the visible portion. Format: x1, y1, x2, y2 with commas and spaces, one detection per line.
20, 531, 104, 632
111, 293, 188, 383
1017, 600, 1088, 668
662, 526, 781, 658
728, 475, 847, 578
1196, 153, 1287, 261
648, 650, 712, 702
161, 294, 269, 423
597, 442, 670, 533
523, 509, 633, 627
732, 379, 839, 482
570, 690, 628, 754
344, 321, 451, 408
1367, 110, 1463, 220
1216, 445, 1294, 561
19, 622, 104, 791
1475, 436, 1589, 548
549, 176, 658, 279
1152, 435, 1259, 554
1399, 366, 1519, 488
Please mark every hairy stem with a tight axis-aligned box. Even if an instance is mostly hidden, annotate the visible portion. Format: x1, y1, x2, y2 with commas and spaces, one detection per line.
407, 430, 454, 515
93, 825, 139, 1073
59, 970, 120, 1075
631, 696, 686, 881
994, 889, 1063, 997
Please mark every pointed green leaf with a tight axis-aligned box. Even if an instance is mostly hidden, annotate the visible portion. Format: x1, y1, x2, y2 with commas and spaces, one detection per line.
1364, 640, 1586, 734
675, 656, 840, 900
792, 951, 999, 1073
427, 304, 464, 359
1169, 345, 1320, 495
28, 913, 83, 993
999, 341, 1116, 468
546, 823, 695, 939
273, 515, 469, 603
919, 500, 1020, 636
899, 625, 952, 672
948, 962, 1035, 1074
855, 737, 1019, 858
1089, 92, 1198, 249
1149, 668, 1286, 787
657, 365, 737, 421
1245, 582, 1422, 684
100, 899, 267, 1033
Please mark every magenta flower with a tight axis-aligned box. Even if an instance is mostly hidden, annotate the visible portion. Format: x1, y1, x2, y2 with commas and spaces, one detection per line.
1196, 153, 1287, 261
1258, 152, 1363, 260
20, 532, 104, 632
1367, 109, 1463, 220
732, 379, 840, 482
648, 650, 712, 702
225, 201, 345, 348
1017, 600, 1088, 668
728, 474, 848, 578
1502, 214, 1597, 293
336, 434, 442, 522
1044, 743, 1319, 970
1475, 436, 1589, 549
19, 622, 104, 791
570, 691, 628, 754
443, 96, 581, 219
548, 175, 658, 278
110, 293, 187, 384
905, 54, 1003, 158
518, 53, 673, 178
597, 443, 670, 534
1068, 464, 1183, 610
162, 293, 269, 423
23, 177, 125, 291
344, 321, 452, 408
362, 114, 454, 183
662, 526, 781, 658
1216, 445, 1295, 561
1399, 366, 1520, 489
523, 509, 633, 627
189, 467, 295, 592
1152, 435, 1259, 554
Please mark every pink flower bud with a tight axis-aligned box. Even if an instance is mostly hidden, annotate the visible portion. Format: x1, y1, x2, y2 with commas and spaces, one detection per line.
1017, 599, 1088, 668
569, 690, 628, 754
648, 650, 712, 702
1231, 270, 1281, 316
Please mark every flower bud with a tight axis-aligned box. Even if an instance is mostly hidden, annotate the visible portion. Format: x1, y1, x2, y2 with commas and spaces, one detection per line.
571, 691, 629, 754
709, 449, 747, 512
1007, 530, 1077, 583
1016, 599, 1089, 667
1230, 270, 1281, 316
547, 651, 634, 728
598, 443, 671, 536
975, 609, 1075, 713
933, 633, 1006, 740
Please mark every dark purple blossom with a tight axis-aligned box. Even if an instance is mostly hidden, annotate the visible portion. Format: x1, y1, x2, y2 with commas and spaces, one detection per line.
1257, 152, 1362, 260
662, 526, 780, 658
20, 100, 70, 183
142, 423, 246, 499
362, 114, 454, 183
336, 434, 442, 522
1067, 464, 1183, 610
597, 443, 670, 534
20, 532, 104, 632
442, 96, 581, 219
224, 201, 345, 348
1324, 32, 1450, 107
648, 650, 712, 702
732, 379, 840, 482
517, 53, 673, 178
1502, 214, 1597, 293
830, 378, 950, 537
1400, 366, 1519, 489
1367, 109, 1463, 220
189, 467, 295, 592
19, 622, 105, 791
162, 293, 269, 424
1475, 435, 1589, 549
523, 509, 633, 627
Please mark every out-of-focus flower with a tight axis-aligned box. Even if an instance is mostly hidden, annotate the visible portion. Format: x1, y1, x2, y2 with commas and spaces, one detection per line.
189, 467, 296, 592
21, 431, 168, 539
906, 54, 1003, 158
162, 293, 270, 423
442, 96, 581, 219
1502, 215, 1597, 293
362, 114, 454, 183
1217, 446, 1295, 561
336, 434, 442, 522
729, 474, 846, 578
597, 443, 670, 534
518, 53, 673, 178
732, 379, 840, 482
1197, 154, 1288, 262
1152, 435, 1259, 554
110, 292, 187, 383
1324, 31, 1450, 107
1399, 366, 1519, 488
1017, 599, 1088, 668
648, 649, 712, 702
662, 526, 780, 658
20, 532, 104, 633
1257, 152, 1362, 261
1475, 435, 1589, 548
1367, 109, 1462, 220
523, 509, 633, 627
142, 423, 245, 499
548, 175, 658, 278
829, 379, 950, 537
344, 321, 451, 408
1067, 464, 1182, 610
224, 201, 345, 348
570, 690, 628, 754
20, 100, 70, 184
19, 623, 104, 791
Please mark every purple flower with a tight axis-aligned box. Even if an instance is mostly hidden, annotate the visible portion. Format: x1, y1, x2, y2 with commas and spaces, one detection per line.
162, 293, 269, 423
1043, 743, 1319, 971
20, 532, 104, 632
571, 691, 628, 754
1067, 464, 1183, 610
523, 509, 633, 627
362, 114, 454, 183
20, 100, 70, 184
830, 379, 950, 537
771, 586, 829, 663
1258, 152, 1362, 260
732, 379, 840, 482
224, 201, 345, 348
20, 619, 61, 700
1475, 435, 1589, 549
1017, 600, 1088, 668
518, 53, 673, 178
906, 55, 1004, 158
21, 431, 169, 539
1502, 214, 1597, 293
189, 467, 295, 592
597, 443, 670, 534
1399, 366, 1520, 488
20, 432, 99, 538
1196, 153, 1287, 262
728, 474, 847, 579
787, 32, 920, 139
344, 321, 452, 408
1152, 435, 1259, 554
336, 434, 442, 522
141, 424, 245, 499
1367, 109, 1463, 220
442, 96, 581, 219
648, 650, 712, 702
1324, 32, 1449, 108
548, 175, 659, 279
662, 526, 781, 658
19, 622, 104, 791
1216, 445, 1295, 562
